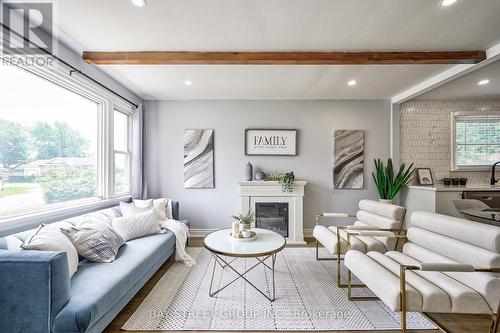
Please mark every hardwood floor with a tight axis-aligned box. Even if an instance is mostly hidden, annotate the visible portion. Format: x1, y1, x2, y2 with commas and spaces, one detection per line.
103, 237, 497, 333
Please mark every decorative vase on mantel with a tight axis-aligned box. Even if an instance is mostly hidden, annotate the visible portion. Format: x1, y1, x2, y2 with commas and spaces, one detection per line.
246, 162, 253, 181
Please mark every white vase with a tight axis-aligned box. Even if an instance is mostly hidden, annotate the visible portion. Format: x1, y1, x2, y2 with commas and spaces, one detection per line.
232, 222, 240, 236
379, 199, 393, 204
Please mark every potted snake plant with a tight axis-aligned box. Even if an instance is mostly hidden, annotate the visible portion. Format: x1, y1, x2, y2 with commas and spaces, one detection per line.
372, 158, 415, 203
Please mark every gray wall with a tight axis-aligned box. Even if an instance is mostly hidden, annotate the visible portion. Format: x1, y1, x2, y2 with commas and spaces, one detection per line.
145, 100, 391, 232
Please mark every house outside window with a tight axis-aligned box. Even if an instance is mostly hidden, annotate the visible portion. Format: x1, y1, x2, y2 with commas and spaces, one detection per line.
0, 64, 133, 220
451, 111, 500, 170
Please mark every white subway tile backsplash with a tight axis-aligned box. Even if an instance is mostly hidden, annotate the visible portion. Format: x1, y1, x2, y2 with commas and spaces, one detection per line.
400, 99, 500, 185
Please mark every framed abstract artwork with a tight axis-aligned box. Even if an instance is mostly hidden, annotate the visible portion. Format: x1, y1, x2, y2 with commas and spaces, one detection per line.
184, 129, 214, 189
333, 130, 364, 189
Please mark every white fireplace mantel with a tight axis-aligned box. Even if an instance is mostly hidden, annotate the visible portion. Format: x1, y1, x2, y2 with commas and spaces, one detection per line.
239, 181, 307, 244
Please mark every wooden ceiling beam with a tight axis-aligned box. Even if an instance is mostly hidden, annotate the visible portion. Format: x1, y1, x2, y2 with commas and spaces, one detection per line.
82, 51, 486, 65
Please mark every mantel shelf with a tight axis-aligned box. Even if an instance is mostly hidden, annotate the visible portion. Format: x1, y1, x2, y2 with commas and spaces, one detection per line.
239, 181, 307, 186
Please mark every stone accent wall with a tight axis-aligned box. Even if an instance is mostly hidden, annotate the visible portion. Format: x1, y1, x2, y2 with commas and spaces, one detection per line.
400, 99, 500, 185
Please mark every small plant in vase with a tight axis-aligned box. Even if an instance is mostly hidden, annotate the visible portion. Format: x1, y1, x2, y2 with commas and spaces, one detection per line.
279, 172, 295, 192
232, 210, 255, 231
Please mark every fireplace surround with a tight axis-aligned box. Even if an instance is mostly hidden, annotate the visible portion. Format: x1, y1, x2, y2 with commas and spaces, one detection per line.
239, 180, 307, 244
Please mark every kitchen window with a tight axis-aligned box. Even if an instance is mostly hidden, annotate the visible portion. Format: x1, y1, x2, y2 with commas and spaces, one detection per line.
451, 111, 500, 170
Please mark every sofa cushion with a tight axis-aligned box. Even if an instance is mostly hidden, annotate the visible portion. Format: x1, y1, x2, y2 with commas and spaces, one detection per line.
112, 209, 162, 241
53, 232, 176, 333
119, 201, 150, 217
60, 224, 125, 263
21, 223, 80, 278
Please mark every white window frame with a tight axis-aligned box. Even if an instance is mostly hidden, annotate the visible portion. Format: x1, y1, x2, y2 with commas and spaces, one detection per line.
112, 108, 133, 196
0, 57, 135, 230
450, 111, 500, 171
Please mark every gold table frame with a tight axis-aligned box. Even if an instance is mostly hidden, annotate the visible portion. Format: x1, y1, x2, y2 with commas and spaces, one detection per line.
204, 230, 286, 302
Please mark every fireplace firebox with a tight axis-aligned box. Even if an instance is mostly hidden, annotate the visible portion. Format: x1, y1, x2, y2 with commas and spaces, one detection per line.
255, 202, 289, 237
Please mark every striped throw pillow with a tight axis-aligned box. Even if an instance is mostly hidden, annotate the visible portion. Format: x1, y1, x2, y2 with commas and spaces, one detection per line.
61, 224, 125, 263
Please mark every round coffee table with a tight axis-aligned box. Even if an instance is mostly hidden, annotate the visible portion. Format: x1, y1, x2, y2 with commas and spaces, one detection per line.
204, 228, 286, 301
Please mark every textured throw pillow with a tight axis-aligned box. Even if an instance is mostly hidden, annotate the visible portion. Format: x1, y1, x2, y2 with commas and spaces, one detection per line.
21, 223, 79, 278
153, 198, 173, 220
119, 201, 150, 217
60, 224, 125, 263
112, 209, 161, 241
133, 199, 153, 208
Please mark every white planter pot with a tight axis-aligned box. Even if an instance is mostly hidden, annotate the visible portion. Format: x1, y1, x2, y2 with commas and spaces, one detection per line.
379, 199, 393, 204
240, 223, 251, 230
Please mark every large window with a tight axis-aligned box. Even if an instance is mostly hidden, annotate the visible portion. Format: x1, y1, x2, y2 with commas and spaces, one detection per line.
0, 65, 133, 219
452, 112, 500, 170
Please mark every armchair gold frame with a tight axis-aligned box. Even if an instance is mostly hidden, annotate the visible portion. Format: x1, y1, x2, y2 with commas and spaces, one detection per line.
315, 213, 404, 288
345, 230, 500, 333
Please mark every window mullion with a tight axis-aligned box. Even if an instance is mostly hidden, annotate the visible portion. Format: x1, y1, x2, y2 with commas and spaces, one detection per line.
108, 104, 115, 198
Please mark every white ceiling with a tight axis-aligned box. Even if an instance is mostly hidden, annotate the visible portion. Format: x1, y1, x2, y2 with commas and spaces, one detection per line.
416, 59, 500, 100
105, 65, 449, 100
51, 0, 500, 100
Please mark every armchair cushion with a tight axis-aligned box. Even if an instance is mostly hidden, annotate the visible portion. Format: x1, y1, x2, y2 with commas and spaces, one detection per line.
314, 200, 405, 256
345, 211, 500, 318
411, 211, 500, 252
407, 227, 500, 268
312, 225, 348, 254
345, 249, 493, 314
358, 199, 406, 221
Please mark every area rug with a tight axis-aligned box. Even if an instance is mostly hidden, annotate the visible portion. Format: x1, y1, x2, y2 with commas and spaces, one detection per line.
123, 247, 436, 331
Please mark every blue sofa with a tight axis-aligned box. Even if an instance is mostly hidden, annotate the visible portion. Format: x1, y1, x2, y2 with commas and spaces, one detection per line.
0, 201, 187, 333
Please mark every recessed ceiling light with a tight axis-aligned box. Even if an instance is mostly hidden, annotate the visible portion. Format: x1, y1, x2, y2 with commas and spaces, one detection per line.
478, 79, 490, 86
441, 0, 457, 7
184, 80, 193, 86
347, 80, 357, 86
131, 0, 147, 7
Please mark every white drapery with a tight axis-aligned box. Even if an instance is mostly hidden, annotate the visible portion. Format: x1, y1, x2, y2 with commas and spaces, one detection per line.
131, 104, 148, 199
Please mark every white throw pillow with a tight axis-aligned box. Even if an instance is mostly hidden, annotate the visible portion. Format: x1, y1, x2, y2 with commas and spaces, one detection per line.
119, 201, 150, 217
153, 198, 173, 221
21, 223, 79, 278
133, 199, 153, 208
112, 209, 161, 241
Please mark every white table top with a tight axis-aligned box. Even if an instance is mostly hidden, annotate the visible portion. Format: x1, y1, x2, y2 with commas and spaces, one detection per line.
204, 228, 286, 257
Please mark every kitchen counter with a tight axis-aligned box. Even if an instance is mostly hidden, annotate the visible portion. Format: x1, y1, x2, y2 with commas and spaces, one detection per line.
407, 185, 500, 192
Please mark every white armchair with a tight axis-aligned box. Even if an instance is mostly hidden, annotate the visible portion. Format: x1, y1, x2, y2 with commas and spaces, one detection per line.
344, 211, 500, 333
312, 199, 406, 287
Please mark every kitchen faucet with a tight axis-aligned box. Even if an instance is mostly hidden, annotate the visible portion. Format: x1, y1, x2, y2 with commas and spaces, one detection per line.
492, 161, 500, 185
